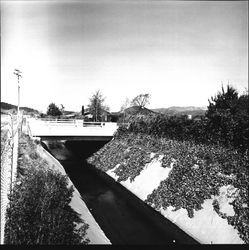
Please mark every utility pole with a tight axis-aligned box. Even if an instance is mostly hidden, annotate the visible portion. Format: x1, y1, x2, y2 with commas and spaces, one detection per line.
13, 69, 22, 122
95, 99, 97, 122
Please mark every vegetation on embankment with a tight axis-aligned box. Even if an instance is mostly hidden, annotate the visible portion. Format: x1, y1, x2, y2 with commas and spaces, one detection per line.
87, 130, 249, 244
1, 129, 9, 157
124, 85, 249, 154
4, 134, 90, 244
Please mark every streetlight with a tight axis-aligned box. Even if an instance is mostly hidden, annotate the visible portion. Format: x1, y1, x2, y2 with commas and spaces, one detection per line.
13, 69, 22, 122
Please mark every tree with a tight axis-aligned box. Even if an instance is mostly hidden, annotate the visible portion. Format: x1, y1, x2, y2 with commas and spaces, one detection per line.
233, 92, 249, 151
46, 103, 62, 116
206, 84, 248, 151
87, 90, 109, 122
120, 98, 130, 122
60, 104, 65, 114
206, 84, 239, 118
131, 93, 150, 109
4, 166, 89, 244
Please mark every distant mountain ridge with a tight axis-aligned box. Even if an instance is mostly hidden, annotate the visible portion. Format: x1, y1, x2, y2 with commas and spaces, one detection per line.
1, 102, 39, 114
152, 106, 207, 116
1, 101, 207, 117
124, 106, 156, 115
167, 106, 207, 111
118, 105, 207, 117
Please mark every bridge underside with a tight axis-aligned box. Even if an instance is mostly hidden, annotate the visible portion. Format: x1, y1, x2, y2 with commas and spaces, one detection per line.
36, 135, 113, 141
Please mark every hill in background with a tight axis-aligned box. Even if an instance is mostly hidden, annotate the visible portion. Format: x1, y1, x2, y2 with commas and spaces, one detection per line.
124, 106, 156, 116
152, 106, 207, 117
1, 102, 40, 115
1, 101, 207, 118
122, 105, 207, 117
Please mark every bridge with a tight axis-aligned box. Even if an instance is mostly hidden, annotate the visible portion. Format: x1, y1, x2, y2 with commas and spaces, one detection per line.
26, 118, 119, 141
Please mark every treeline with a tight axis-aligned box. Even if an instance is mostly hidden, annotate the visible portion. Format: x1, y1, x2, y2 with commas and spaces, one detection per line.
120, 85, 248, 153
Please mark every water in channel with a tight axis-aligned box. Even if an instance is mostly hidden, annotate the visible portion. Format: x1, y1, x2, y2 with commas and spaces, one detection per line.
42, 140, 198, 245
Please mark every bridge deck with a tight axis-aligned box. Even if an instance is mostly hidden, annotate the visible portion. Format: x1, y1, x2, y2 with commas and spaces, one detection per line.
27, 118, 118, 141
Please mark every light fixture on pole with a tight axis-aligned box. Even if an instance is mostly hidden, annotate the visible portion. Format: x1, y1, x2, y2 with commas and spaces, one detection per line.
13, 69, 22, 120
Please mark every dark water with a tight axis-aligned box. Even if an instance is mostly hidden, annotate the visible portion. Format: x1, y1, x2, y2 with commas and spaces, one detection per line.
42, 140, 199, 245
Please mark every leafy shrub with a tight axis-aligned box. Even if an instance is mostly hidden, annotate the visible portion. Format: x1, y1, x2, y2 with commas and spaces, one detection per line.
46, 103, 62, 116
5, 167, 89, 244
125, 86, 248, 154
1, 129, 9, 156
5, 134, 90, 244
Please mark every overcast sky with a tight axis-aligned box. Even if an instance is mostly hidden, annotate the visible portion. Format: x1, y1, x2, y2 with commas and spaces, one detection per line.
1, 0, 248, 113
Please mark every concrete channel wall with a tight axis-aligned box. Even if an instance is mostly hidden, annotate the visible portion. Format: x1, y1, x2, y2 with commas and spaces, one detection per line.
2, 116, 110, 244
88, 165, 199, 244
93, 157, 244, 244
34, 140, 111, 244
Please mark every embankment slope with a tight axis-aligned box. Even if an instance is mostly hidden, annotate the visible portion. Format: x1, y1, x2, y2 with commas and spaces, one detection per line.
87, 132, 248, 244
26, 137, 111, 244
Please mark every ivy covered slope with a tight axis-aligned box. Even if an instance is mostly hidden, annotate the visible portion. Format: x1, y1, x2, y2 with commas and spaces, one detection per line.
87, 130, 249, 244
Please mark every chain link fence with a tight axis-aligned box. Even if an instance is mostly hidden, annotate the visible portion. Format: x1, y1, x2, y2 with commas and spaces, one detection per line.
0, 114, 20, 244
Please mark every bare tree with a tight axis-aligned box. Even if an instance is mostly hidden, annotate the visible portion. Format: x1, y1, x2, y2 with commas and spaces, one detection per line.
60, 104, 65, 114
87, 90, 109, 122
131, 93, 150, 109
120, 97, 130, 122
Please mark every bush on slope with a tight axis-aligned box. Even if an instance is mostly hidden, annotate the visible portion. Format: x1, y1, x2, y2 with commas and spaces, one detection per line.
5, 134, 89, 245
126, 86, 249, 154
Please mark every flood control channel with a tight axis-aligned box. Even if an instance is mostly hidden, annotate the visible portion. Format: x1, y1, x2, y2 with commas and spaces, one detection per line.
42, 140, 199, 245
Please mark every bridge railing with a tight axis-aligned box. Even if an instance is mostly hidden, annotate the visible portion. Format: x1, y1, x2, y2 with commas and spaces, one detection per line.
26, 118, 119, 137
32, 118, 108, 127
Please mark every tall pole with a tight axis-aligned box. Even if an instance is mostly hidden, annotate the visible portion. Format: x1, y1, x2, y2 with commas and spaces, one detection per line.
95, 99, 97, 122
18, 83, 20, 114
13, 69, 22, 122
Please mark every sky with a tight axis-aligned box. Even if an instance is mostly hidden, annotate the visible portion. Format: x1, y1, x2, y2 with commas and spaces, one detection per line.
1, 0, 248, 113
